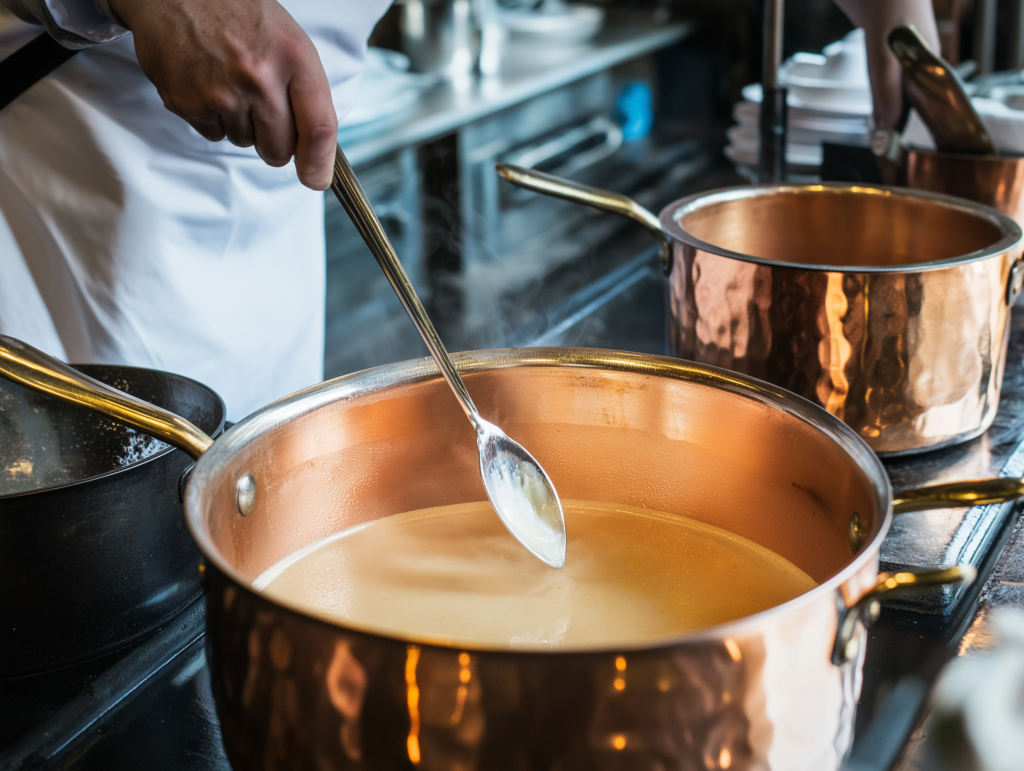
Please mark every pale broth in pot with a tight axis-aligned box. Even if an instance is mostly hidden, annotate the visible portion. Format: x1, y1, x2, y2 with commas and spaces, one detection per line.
256, 500, 816, 650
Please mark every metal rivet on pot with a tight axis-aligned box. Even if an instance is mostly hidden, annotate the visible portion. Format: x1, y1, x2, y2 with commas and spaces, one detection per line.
866, 600, 882, 626
1007, 259, 1024, 306
236, 474, 257, 516
844, 638, 860, 662
847, 511, 865, 554
659, 243, 673, 276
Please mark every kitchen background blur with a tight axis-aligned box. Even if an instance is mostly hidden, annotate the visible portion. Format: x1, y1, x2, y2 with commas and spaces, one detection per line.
327, 0, 1024, 379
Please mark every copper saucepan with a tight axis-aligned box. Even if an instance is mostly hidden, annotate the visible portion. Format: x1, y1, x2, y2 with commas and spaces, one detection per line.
497, 166, 1024, 456
6, 338, 1024, 770
904, 149, 1024, 227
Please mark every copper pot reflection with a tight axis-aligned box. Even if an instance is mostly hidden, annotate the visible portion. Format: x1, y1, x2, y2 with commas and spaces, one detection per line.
497, 166, 1024, 456
903, 148, 1024, 226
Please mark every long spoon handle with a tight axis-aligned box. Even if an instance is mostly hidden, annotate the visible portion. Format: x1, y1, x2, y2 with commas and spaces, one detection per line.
330, 145, 481, 429
0, 334, 212, 459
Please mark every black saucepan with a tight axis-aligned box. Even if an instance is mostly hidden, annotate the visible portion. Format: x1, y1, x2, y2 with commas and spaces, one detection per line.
0, 362, 224, 677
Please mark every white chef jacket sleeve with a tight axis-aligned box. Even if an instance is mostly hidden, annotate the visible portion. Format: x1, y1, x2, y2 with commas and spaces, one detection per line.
0, 0, 127, 48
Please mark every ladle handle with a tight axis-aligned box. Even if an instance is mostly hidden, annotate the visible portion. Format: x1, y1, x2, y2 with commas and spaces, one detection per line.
893, 477, 1024, 514
888, 25, 995, 155
495, 164, 671, 271
331, 145, 481, 429
0, 335, 212, 459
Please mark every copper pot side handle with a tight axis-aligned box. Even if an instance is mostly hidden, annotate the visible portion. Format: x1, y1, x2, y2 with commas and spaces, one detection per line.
495, 163, 673, 272
892, 477, 1024, 515
0, 335, 213, 460
832, 565, 976, 665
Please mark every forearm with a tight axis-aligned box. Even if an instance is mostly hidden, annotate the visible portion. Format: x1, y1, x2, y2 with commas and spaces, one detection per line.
834, 0, 940, 129
0, 0, 127, 48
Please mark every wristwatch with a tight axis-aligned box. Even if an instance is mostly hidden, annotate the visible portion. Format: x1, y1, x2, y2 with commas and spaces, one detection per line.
870, 128, 902, 162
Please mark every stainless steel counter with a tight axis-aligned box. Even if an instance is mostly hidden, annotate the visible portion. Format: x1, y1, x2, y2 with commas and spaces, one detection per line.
343, 19, 693, 166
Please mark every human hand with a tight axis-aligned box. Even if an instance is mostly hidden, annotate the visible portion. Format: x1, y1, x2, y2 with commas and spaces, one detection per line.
834, 0, 940, 131
109, 0, 337, 190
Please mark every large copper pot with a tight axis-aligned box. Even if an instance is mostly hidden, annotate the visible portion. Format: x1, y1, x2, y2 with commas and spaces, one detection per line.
497, 166, 1024, 456
7, 338, 1024, 771
904, 148, 1024, 227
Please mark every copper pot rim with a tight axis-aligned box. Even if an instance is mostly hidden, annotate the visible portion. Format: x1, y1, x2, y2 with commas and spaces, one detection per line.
185, 348, 895, 655
658, 182, 1022, 274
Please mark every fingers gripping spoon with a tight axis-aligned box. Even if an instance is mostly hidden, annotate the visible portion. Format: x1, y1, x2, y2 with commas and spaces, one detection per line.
330, 145, 567, 569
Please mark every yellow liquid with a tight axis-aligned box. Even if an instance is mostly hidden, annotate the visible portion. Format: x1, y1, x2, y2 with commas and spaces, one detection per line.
257, 500, 817, 650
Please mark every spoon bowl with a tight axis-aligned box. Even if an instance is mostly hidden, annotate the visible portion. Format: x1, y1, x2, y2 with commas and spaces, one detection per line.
477, 418, 566, 568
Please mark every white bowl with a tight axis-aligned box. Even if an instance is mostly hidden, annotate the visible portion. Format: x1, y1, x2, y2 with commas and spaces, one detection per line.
499, 4, 604, 43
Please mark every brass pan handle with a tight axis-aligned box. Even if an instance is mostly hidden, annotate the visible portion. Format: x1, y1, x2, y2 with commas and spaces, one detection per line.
832, 565, 976, 665
0, 335, 212, 460
892, 477, 1024, 514
495, 163, 673, 272
840, 475, 1024, 663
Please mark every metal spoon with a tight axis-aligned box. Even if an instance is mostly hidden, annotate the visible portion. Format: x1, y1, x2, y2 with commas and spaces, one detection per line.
330, 145, 567, 569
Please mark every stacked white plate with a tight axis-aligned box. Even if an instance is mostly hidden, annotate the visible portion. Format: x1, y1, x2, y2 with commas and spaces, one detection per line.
726, 29, 873, 178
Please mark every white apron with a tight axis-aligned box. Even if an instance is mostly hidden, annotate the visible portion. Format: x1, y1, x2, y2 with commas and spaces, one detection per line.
0, 1, 390, 420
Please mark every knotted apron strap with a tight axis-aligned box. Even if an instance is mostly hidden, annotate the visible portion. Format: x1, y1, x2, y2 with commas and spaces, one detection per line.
0, 33, 79, 112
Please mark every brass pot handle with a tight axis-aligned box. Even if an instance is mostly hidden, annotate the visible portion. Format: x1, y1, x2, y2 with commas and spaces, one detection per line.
0, 335, 212, 460
892, 477, 1024, 514
495, 163, 673, 273
832, 565, 976, 665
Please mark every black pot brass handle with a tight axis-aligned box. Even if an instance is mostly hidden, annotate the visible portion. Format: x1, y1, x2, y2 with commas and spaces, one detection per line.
496, 163, 674, 275
0, 334, 213, 460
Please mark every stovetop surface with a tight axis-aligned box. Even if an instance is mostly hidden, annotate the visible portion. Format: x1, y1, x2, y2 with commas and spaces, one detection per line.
3, 249, 1023, 771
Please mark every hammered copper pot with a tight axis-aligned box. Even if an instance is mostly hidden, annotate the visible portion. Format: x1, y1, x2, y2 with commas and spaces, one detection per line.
8, 338, 1023, 771
497, 166, 1024, 456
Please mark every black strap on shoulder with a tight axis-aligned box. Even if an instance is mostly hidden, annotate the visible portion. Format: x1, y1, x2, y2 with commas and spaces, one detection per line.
0, 33, 80, 112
